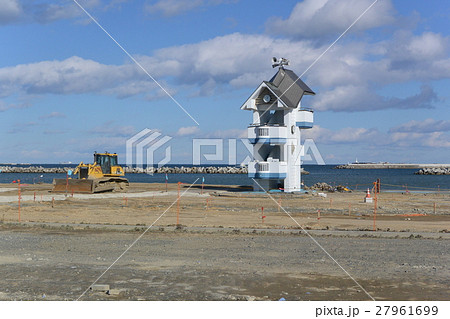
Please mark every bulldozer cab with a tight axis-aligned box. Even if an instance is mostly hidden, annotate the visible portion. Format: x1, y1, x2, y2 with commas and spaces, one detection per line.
94, 153, 118, 175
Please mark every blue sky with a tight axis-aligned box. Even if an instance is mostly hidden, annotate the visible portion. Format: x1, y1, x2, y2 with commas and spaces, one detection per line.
0, 0, 449, 164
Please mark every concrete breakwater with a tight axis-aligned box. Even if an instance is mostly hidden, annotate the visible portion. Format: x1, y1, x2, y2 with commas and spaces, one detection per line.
0, 165, 309, 175
335, 163, 450, 169
415, 167, 450, 175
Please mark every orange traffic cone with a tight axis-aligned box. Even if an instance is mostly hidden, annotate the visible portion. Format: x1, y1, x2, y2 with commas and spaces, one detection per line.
364, 188, 373, 203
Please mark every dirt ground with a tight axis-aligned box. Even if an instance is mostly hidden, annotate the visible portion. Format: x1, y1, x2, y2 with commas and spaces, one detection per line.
0, 183, 449, 233
0, 182, 449, 301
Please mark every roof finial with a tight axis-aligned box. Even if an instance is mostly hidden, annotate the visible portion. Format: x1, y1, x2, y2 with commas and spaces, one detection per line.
272, 57, 289, 69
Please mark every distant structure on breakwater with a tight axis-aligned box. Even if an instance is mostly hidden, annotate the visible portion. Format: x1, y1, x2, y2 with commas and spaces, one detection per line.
335, 163, 450, 169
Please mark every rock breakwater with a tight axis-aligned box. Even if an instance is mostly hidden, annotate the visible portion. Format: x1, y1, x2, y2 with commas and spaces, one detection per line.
0, 165, 310, 175
415, 167, 450, 175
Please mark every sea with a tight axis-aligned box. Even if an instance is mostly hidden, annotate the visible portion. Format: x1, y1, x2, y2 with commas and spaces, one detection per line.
0, 164, 448, 192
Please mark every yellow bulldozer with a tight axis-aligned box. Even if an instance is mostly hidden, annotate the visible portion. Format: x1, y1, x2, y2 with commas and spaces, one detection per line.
52, 152, 129, 193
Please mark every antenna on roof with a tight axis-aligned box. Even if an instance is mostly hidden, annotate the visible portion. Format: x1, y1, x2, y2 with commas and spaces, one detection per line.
272, 57, 289, 69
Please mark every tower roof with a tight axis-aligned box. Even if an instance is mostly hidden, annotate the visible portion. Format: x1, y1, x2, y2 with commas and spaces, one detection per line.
264, 68, 315, 108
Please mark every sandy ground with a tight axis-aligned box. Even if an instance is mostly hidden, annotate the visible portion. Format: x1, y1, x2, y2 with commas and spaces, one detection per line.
0, 182, 449, 301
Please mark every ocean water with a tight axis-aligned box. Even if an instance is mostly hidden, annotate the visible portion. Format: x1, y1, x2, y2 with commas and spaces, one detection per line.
0, 164, 448, 191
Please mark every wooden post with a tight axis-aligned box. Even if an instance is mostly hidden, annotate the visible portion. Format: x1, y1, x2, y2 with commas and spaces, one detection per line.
34, 192, 36, 202
348, 203, 351, 216
434, 202, 436, 214
317, 209, 320, 221
52, 197, 54, 208
329, 198, 332, 209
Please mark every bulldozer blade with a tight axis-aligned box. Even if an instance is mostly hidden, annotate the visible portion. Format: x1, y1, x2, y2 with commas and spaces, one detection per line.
52, 179, 94, 194
92, 177, 129, 193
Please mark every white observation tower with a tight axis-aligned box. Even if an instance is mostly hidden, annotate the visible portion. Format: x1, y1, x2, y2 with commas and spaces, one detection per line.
241, 58, 315, 192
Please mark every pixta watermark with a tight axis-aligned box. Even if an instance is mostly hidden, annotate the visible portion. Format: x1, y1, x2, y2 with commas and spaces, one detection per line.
126, 129, 325, 174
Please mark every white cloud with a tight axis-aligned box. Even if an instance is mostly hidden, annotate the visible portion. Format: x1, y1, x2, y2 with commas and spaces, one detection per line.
266, 0, 395, 40
204, 128, 246, 139
176, 126, 200, 136
0, 0, 107, 25
0, 28, 447, 114
389, 119, 450, 133
0, 100, 29, 112
386, 31, 450, 77
0, 4, 448, 115
174, 126, 246, 138
389, 131, 450, 148
89, 121, 136, 137
7, 121, 39, 134
0, 56, 146, 97
0, 0, 22, 25
314, 84, 438, 112
139, 32, 321, 88
303, 123, 450, 149
39, 112, 66, 119
303, 125, 383, 144
145, 0, 203, 17
144, 0, 235, 17
67, 136, 128, 151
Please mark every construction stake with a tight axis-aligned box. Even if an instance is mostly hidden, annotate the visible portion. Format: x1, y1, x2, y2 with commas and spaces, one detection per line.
373, 198, 377, 231
17, 180, 21, 222
177, 182, 181, 225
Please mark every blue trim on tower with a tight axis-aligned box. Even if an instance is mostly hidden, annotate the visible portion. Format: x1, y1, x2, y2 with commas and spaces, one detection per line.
248, 172, 287, 179
296, 121, 313, 128
248, 138, 287, 144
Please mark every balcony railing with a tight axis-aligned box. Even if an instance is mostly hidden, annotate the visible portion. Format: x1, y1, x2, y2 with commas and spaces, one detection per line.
248, 161, 287, 179
248, 125, 287, 144
257, 127, 269, 137
257, 162, 269, 171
